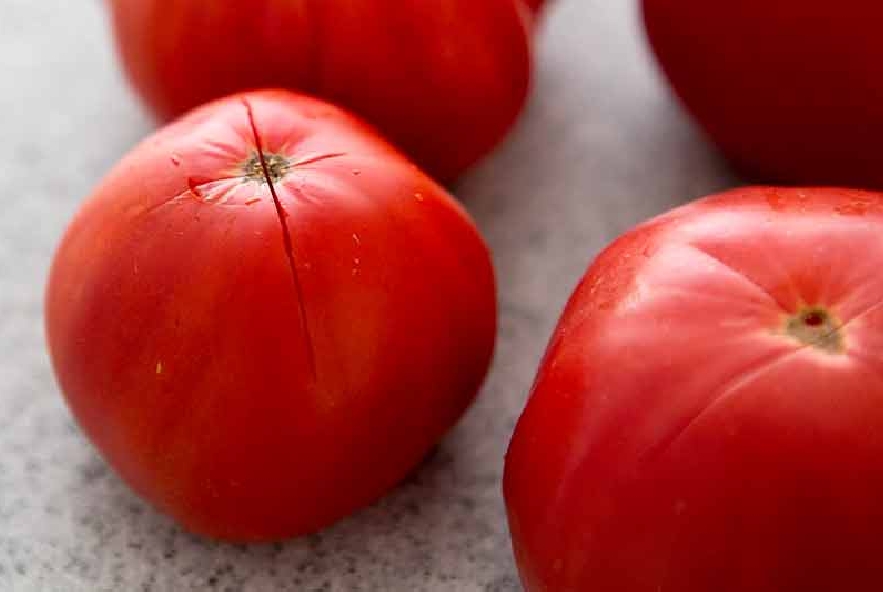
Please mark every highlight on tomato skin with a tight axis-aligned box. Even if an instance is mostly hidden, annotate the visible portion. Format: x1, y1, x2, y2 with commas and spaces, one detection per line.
106, 0, 533, 182
642, 0, 883, 189
504, 187, 883, 591
45, 89, 497, 542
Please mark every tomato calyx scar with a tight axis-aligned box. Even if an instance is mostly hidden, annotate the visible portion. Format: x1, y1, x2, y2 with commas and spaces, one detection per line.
784, 307, 843, 353
240, 149, 348, 186
242, 151, 291, 184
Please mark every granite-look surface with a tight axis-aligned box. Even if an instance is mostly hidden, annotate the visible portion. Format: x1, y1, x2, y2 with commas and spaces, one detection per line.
0, 1, 739, 590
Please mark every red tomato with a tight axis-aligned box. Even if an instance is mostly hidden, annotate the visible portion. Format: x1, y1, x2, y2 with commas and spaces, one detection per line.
505, 187, 883, 591
523, 0, 546, 14
643, 1, 883, 189
45, 90, 496, 542
107, 0, 533, 182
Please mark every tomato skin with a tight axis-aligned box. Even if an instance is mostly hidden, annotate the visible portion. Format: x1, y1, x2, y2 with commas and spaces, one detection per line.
523, 0, 546, 13
643, 1, 883, 188
504, 187, 883, 591
45, 90, 496, 542
106, 0, 532, 182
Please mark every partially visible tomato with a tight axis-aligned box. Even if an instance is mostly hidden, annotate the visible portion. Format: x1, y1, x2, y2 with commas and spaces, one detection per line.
46, 90, 497, 542
505, 187, 883, 591
107, 0, 533, 182
643, 1, 883, 189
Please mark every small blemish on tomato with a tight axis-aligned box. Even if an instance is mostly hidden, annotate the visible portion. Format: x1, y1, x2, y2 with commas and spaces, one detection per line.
155, 362, 163, 375
415, 192, 425, 202
170, 153, 182, 166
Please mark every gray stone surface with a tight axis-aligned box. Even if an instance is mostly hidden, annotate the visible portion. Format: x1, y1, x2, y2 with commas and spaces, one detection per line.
0, 1, 739, 590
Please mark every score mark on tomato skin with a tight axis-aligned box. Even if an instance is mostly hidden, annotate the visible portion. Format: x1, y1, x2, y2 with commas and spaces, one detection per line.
242, 98, 317, 381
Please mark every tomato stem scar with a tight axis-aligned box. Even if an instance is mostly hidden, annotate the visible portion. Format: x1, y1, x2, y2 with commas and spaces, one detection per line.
785, 307, 843, 353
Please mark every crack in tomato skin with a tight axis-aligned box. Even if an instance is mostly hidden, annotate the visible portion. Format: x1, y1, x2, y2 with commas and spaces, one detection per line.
290, 152, 347, 168
242, 98, 317, 380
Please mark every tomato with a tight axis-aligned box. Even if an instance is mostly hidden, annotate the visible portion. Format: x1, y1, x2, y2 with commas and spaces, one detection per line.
45, 90, 496, 542
523, 0, 546, 14
643, 1, 883, 189
106, 0, 533, 182
505, 187, 883, 591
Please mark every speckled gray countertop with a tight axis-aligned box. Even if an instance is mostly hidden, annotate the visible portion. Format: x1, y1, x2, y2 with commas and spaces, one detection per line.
0, 1, 740, 590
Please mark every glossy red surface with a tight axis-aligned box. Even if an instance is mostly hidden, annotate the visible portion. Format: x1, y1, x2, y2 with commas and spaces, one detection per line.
643, 1, 883, 188
46, 90, 497, 541
107, 0, 533, 181
505, 187, 883, 591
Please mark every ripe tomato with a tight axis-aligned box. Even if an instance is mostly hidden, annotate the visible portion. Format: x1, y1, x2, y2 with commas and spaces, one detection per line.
505, 187, 883, 591
643, 1, 883, 189
523, 0, 546, 14
107, 0, 533, 182
46, 90, 496, 542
